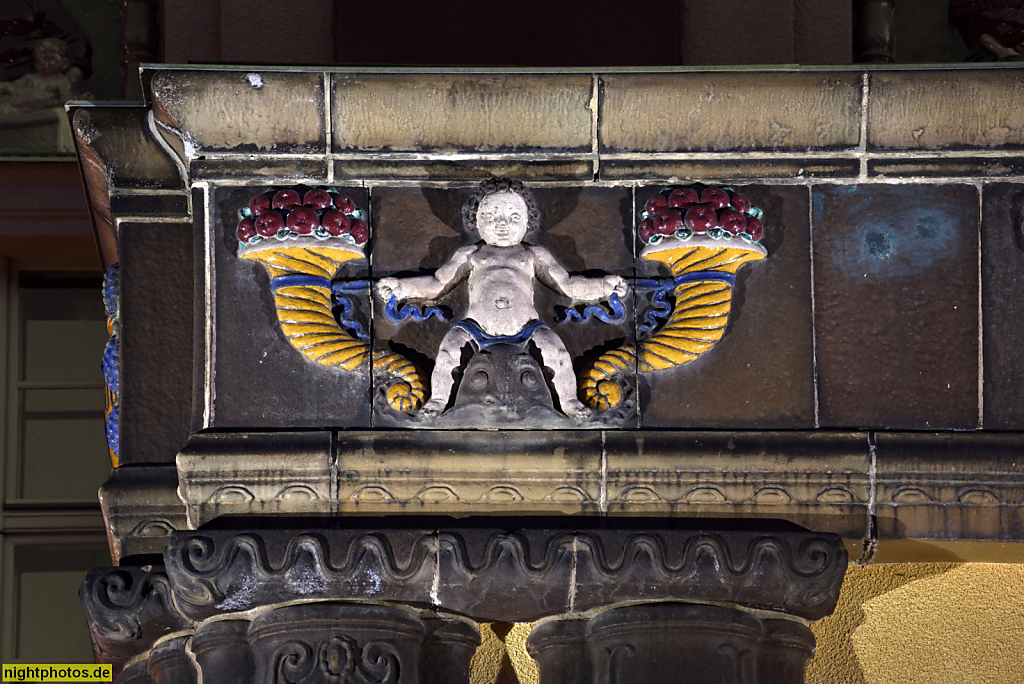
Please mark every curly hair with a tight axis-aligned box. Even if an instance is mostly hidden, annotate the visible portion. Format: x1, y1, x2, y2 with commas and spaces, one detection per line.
461, 178, 541, 237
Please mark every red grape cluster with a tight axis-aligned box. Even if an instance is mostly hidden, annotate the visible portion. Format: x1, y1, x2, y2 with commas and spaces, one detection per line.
236, 188, 369, 246
638, 186, 764, 246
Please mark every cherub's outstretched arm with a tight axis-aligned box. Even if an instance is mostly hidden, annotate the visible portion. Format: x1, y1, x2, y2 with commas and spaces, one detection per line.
530, 245, 627, 303
377, 245, 476, 302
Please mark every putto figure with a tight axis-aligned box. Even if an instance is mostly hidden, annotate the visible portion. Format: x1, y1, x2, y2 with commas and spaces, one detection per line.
377, 179, 627, 421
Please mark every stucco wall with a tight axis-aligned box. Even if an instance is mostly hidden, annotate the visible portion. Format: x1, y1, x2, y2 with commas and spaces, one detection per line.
809, 562, 1024, 684
469, 563, 1024, 684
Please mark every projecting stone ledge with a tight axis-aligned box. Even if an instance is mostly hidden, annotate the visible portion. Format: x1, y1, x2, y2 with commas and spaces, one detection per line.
176, 430, 871, 534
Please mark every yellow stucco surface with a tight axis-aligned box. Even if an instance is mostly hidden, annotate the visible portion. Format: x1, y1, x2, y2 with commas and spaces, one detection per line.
809, 562, 1024, 684
470, 622, 539, 684
469, 563, 1024, 684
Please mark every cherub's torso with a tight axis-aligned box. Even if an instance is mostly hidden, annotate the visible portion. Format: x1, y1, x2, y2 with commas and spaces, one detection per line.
465, 243, 541, 336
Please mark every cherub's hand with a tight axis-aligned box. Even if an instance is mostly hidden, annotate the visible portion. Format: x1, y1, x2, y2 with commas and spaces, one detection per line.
377, 277, 403, 301
603, 275, 628, 299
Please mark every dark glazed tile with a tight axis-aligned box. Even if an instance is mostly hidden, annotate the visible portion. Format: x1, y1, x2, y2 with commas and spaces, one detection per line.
638, 185, 815, 428
982, 183, 1024, 429
370, 185, 637, 428
369, 185, 474, 405
370, 185, 634, 276
210, 185, 371, 428
813, 184, 979, 429
119, 221, 194, 464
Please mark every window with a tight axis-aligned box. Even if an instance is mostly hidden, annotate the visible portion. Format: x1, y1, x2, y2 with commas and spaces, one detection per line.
3, 264, 111, 505
0, 259, 111, 664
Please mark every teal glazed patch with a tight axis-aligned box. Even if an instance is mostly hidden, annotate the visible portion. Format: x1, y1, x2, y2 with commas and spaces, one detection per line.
814, 185, 972, 279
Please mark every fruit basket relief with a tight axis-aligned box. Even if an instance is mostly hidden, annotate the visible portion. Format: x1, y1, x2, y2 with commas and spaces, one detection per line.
235, 188, 424, 413
581, 185, 766, 412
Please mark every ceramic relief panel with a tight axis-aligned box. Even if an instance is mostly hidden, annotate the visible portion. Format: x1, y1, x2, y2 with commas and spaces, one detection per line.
224, 179, 773, 430
212, 185, 371, 428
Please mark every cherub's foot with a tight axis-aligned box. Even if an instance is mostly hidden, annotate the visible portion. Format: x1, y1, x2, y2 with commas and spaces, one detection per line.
419, 399, 445, 419
563, 399, 591, 423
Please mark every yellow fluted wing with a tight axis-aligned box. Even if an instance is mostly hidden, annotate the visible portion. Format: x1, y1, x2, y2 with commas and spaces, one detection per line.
636, 237, 765, 373
240, 240, 370, 373
580, 235, 766, 410
238, 230, 427, 412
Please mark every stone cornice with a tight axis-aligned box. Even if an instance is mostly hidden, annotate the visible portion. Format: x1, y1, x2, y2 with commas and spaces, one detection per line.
162, 526, 846, 623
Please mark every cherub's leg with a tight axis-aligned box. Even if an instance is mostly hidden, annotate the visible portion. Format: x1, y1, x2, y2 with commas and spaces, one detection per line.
531, 327, 590, 421
421, 326, 475, 418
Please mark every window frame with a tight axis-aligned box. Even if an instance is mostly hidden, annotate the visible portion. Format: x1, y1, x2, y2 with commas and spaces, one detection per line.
0, 531, 109, 663
2, 258, 109, 509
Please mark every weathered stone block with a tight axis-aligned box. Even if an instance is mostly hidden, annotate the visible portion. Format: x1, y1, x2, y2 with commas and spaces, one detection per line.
80, 566, 189, 671
190, 621, 253, 684
163, 528, 436, 620
600, 158, 860, 181
147, 636, 196, 684
875, 432, 1024, 542
109, 195, 189, 219
115, 661, 154, 684
599, 72, 862, 152
150, 70, 326, 154
868, 157, 1024, 178
603, 432, 871, 538
436, 528, 575, 621
333, 159, 593, 181
867, 68, 1024, 150
189, 158, 329, 182
583, 604, 810, 684
176, 432, 332, 527
247, 604, 426, 684
572, 528, 848, 621
334, 431, 602, 514
72, 107, 183, 190
98, 465, 186, 563
332, 74, 593, 152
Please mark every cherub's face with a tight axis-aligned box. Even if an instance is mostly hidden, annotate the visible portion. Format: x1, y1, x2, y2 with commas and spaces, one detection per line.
476, 192, 528, 247
34, 40, 71, 77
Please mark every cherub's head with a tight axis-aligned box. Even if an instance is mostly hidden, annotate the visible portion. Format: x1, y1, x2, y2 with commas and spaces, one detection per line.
462, 178, 540, 246
34, 39, 72, 77
476, 192, 528, 247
